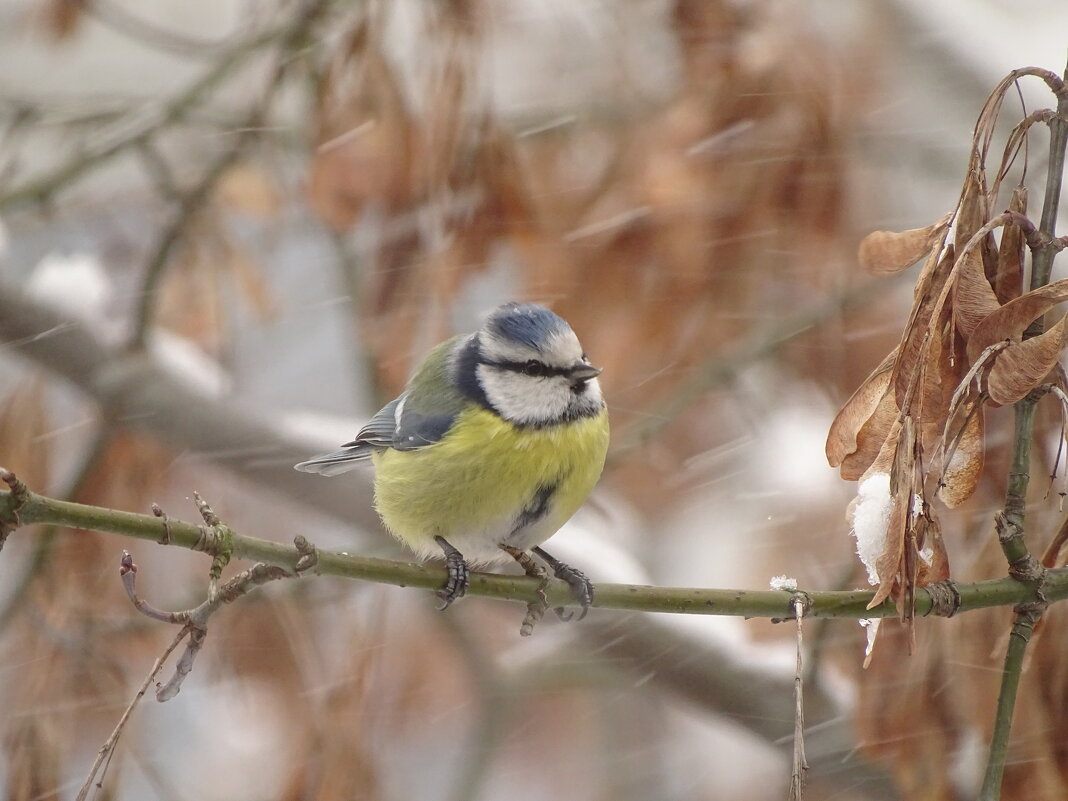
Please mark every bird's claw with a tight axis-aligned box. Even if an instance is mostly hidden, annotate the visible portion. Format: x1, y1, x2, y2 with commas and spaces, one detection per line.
435, 536, 469, 610
532, 547, 594, 622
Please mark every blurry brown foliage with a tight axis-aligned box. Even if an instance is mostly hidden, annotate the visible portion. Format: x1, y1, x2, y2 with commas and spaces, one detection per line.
22, 1, 1068, 800
829, 67, 1068, 799
308, 0, 856, 510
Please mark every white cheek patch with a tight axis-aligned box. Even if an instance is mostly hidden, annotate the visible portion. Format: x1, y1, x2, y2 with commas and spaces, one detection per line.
582, 377, 603, 405
476, 365, 573, 425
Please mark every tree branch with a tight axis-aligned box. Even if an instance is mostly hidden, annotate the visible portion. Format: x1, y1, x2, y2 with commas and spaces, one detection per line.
2, 481, 1064, 621
979, 64, 1068, 801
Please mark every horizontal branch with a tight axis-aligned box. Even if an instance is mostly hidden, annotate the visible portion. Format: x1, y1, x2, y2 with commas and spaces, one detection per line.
2, 484, 1062, 620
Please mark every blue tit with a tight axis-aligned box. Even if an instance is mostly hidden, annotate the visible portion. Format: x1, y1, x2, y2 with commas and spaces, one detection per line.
295, 302, 609, 630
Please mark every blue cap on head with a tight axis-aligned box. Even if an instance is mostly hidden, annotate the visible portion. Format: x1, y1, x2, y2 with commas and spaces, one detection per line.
486, 303, 569, 349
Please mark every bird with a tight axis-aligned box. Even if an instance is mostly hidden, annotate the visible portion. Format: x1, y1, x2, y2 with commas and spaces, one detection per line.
295, 302, 609, 633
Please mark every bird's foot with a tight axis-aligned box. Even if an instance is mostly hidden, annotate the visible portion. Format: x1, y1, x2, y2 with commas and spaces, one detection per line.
434, 536, 469, 610
532, 546, 594, 621
501, 545, 550, 636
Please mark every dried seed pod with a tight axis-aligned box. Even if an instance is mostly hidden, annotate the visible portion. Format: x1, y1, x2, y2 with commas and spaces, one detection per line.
890, 245, 954, 409
936, 406, 984, 507
987, 315, 1068, 405
967, 277, 1068, 362
857, 216, 949, 276
994, 185, 1028, 303
826, 348, 896, 470
952, 246, 1001, 340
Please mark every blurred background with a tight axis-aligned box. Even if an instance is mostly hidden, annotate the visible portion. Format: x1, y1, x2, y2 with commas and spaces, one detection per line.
2, 1, 1068, 799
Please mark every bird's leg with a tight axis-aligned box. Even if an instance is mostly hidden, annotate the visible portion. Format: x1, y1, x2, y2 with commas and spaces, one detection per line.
500, 545, 549, 637
532, 546, 594, 621
434, 535, 469, 610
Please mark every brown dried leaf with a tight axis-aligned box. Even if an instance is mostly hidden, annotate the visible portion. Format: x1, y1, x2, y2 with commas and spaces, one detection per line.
954, 166, 990, 263
838, 387, 899, 481
994, 185, 1028, 303
890, 244, 954, 409
987, 315, 1068, 406
937, 406, 984, 507
953, 246, 1001, 340
913, 298, 957, 452
826, 348, 895, 468
916, 512, 951, 585
967, 277, 1068, 363
857, 216, 949, 276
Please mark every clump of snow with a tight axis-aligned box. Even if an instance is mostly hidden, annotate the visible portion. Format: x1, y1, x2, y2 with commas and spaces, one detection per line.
149, 330, 232, 397
852, 472, 891, 585
769, 575, 797, 591
911, 492, 924, 519
859, 618, 880, 669
27, 251, 113, 334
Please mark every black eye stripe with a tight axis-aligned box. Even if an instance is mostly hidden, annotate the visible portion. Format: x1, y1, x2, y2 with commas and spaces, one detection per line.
491, 359, 565, 378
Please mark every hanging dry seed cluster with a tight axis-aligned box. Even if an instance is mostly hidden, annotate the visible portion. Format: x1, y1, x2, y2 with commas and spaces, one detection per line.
826, 68, 1068, 647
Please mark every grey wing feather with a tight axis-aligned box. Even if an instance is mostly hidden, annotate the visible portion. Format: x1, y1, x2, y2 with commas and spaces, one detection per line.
295, 336, 469, 476
293, 397, 403, 476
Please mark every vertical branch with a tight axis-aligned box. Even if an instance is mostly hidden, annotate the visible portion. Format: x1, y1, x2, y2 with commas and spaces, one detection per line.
980, 63, 1068, 801
978, 605, 1043, 801
1030, 79, 1068, 290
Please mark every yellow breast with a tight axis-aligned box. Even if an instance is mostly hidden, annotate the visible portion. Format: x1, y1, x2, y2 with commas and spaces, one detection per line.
372, 406, 609, 562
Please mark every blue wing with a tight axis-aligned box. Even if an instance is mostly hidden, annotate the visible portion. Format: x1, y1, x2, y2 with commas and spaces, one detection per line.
294, 393, 461, 476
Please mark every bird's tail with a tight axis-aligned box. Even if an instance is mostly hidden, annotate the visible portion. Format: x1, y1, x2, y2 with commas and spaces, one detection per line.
293, 446, 372, 476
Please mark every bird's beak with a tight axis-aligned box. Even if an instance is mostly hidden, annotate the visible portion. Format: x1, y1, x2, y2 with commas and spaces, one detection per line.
568, 363, 603, 382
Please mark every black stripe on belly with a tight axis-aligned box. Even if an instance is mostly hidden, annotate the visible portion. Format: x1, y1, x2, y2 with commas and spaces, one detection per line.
510, 483, 557, 536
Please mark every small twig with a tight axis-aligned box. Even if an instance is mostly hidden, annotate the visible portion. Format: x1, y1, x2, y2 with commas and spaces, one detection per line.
991, 109, 1055, 201
1044, 384, 1068, 501
75, 626, 190, 801
191, 491, 233, 600
151, 503, 172, 545
119, 525, 308, 705
1040, 515, 1068, 569
293, 534, 319, 574
789, 596, 808, 801
120, 551, 183, 623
